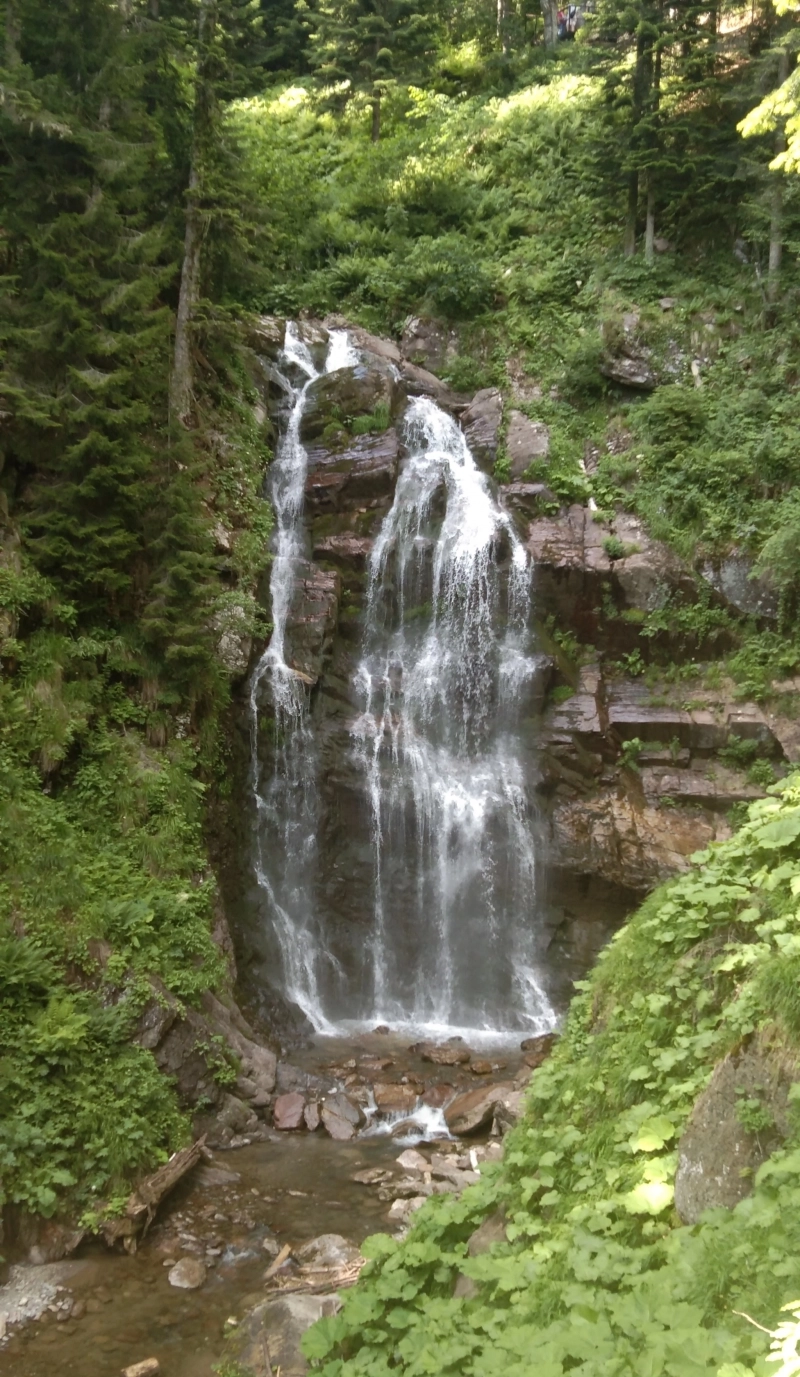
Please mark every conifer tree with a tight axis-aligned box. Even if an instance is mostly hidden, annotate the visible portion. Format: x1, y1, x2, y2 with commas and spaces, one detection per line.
308, 0, 439, 140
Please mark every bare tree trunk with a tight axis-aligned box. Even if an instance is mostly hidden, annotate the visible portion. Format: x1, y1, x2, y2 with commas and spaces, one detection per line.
170, 0, 216, 430
371, 87, 381, 142
5, 0, 20, 66
644, 179, 655, 263
623, 172, 638, 256
541, 0, 558, 48
767, 46, 790, 307
497, 0, 510, 54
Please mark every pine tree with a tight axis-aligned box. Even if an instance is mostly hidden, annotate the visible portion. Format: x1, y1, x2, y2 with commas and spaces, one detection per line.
308, 0, 440, 140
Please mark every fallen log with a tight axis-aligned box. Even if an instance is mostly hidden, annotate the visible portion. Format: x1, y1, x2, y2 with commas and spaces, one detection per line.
101, 1138, 206, 1253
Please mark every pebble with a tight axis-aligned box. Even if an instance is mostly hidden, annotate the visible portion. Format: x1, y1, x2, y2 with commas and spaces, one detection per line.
167, 1258, 207, 1291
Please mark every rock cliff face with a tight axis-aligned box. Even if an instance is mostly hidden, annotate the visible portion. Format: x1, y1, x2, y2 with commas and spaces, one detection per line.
221, 315, 795, 1028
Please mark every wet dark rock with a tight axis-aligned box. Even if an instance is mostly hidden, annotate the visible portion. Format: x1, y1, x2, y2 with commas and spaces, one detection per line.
460, 388, 503, 470
674, 1041, 794, 1224
312, 531, 374, 572
398, 360, 465, 411
320, 1092, 366, 1141
279, 562, 340, 687
444, 1083, 516, 1135
305, 430, 400, 516
501, 482, 557, 525
273, 1093, 306, 1131
505, 410, 550, 477
325, 316, 402, 366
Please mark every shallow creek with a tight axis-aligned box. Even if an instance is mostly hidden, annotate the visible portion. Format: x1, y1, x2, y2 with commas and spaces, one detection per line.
0, 1032, 522, 1376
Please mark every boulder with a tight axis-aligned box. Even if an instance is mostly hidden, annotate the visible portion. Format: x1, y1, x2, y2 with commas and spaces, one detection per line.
300, 360, 399, 444
273, 1092, 306, 1131
520, 1032, 558, 1070
422, 1083, 454, 1109
321, 1092, 366, 1141
398, 360, 464, 411
674, 1042, 793, 1224
492, 1088, 525, 1134
396, 1148, 429, 1173
460, 388, 503, 470
373, 1082, 419, 1114
227, 1294, 342, 1377
505, 410, 550, 478
600, 353, 657, 390
296, 1234, 361, 1268
453, 1211, 508, 1299
387, 1196, 428, 1224
501, 482, 557, 525
245, 315, 286, 359
168, 1257, 207, 1290
400, 316, 458, 373
420, 1043, 471, 1066
444, 1082, 516, 1135
132, 977, 180, 1051
700, 553, 779, 622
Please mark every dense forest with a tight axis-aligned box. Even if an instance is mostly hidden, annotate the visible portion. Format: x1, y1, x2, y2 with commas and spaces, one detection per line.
2, 0, 800, 1370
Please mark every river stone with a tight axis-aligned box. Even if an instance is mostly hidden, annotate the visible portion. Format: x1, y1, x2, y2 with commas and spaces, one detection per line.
273, 1092, 306, 1131
321, 1092, 365, 1141
304, 1101, 321, 1132
422, 1083, 454, 1109
444, 1083, 516, 1135
505, 410, 550, 478
228, 1293, 342, 1377
460, 388, 503, 470
122, 1361, 160, 1377
492, 1088, 525, 1135
168, 1257, 206, 1290
396, 1148, 429, 1173
296, 1234, 361, 1268
419, 1043, 471, 1066
373, 1082, 419, 1114
674, 1043, 792, 1224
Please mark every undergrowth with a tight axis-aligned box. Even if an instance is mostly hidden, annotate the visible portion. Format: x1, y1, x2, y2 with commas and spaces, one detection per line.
305, 775, 800, 1376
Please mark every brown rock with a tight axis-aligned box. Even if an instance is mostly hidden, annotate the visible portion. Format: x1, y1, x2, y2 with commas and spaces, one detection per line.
519, 1032, 558, 1070
300, 360, 399, 444
469, 1060, 494, 1075
420, 1044, 471, 1066
422, 1083, 454, 1109
444, 1083, 515, 1135
273, 1093, 306, 1131
373, 1082, 419, 1114
304, 1101, 321, 1132
305, 429, 400, 515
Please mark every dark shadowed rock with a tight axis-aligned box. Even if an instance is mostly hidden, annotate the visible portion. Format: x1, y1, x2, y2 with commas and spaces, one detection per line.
501, 482, 557, 525
460, 388, 503, 470
674, 1042, 793, 1224
505, 410, 549, 477
398, 361, 465, 412
273, 1092, 306, 1131
305, 430, 400, 515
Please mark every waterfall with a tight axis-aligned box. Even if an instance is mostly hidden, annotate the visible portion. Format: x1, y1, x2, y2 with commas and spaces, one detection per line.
352, 398, 554, 1034
249, 324, 555, 1038
248, 324, 358, 1031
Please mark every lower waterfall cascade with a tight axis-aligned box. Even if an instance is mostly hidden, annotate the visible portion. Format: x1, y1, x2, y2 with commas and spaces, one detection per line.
249, 324, 556, 1038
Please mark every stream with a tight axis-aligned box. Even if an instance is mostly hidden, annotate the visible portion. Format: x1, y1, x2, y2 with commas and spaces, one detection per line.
0, 1033, 524, 1375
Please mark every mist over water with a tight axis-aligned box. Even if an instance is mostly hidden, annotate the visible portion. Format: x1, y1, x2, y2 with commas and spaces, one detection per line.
249, 327, 555, 1037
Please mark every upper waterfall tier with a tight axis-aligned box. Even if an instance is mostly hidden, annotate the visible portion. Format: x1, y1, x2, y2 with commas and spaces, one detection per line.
248, 324, 554, 1037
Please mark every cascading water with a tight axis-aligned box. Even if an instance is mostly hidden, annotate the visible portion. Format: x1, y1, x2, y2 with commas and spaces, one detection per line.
249, 325, 555, 1038
352, 398, 554, 1035
248, 324, 358, 1030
